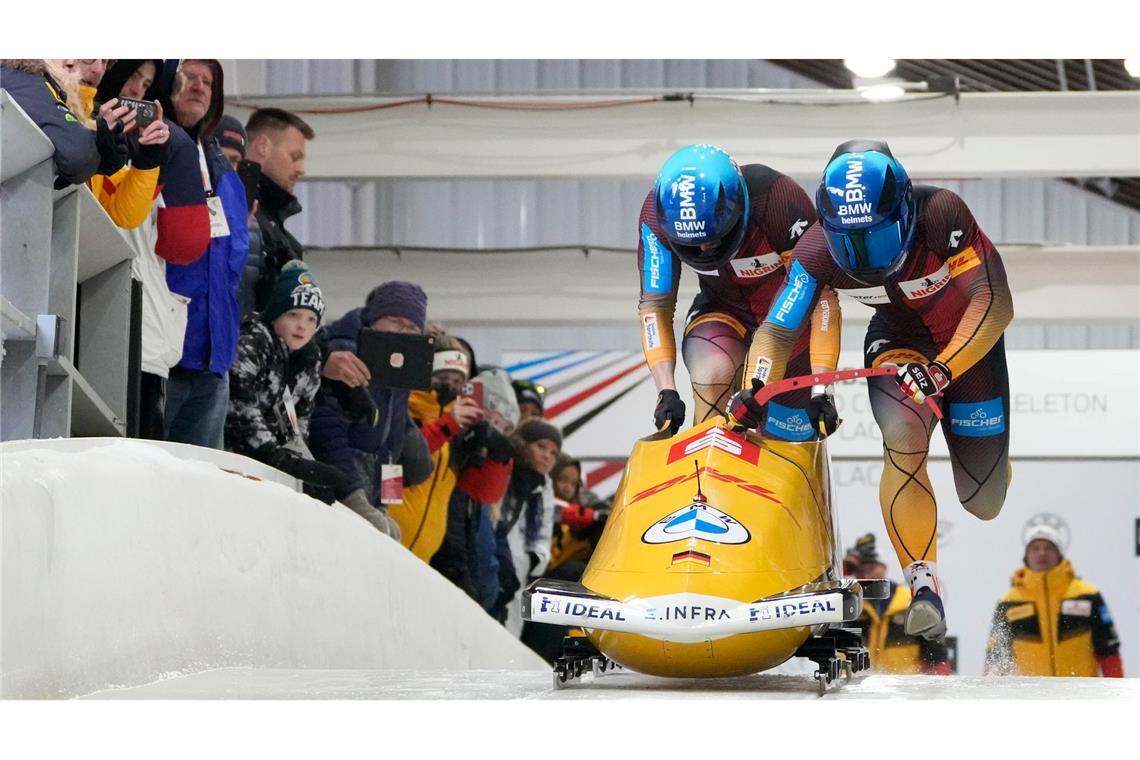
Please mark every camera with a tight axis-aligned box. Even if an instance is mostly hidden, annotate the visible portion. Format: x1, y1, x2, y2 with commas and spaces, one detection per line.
117, 97, 157, 131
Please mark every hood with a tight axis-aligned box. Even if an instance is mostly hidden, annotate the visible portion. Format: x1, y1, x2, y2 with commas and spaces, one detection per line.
154, 58, 225, 140
0, 59, 47, 75
94, 59, 164, 108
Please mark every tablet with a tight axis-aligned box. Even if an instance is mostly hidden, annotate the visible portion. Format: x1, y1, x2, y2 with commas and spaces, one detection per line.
357, 329, 436, 390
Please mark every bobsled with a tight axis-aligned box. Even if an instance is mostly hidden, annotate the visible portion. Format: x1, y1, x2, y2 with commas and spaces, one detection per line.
523, 368, 900, 692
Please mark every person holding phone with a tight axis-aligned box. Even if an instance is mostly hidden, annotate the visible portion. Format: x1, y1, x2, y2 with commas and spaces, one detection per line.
240, 107, 315, 317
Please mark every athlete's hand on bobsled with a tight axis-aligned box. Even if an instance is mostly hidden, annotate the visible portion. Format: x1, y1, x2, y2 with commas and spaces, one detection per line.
653, 389, 686, 435
726, 378, 765, 432
895, 361, 951, 405
806, 393, 840, 438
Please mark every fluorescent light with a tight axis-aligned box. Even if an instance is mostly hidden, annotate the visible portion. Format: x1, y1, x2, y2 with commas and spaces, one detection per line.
860, 83, 906, 102
844, 58, 896, 79
1125, 59, 1140, 78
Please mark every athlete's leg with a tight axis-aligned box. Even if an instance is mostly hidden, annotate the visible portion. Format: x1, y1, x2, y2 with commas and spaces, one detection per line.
940, 337, 1011, 521
681, 312, 749, 424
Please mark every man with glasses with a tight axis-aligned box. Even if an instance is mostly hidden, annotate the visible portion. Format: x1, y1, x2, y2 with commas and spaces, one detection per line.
729, 140, 1014, 641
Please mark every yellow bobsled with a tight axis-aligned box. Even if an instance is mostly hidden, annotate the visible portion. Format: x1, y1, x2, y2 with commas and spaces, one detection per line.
523, 368, 893, 691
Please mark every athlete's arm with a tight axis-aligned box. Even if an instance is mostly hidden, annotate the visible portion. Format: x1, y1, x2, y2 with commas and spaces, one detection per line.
636, 208, 683, 392
929, 192, 1015, 380
809, 285, 841, 374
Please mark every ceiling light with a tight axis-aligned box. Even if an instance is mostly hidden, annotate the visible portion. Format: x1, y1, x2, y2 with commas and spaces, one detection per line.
860, 82, 906, 102
1125, 59, 1140, 78
844, 58, 897, 79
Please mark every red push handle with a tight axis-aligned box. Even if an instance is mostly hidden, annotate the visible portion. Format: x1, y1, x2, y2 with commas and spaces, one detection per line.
751, 365, 944, 420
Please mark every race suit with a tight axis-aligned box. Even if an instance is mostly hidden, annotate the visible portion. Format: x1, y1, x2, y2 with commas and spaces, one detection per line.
747, 186, 1014, 566
637, 164, 840, 439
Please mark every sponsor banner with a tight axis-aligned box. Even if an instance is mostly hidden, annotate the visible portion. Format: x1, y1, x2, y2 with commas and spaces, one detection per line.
527, 590, 847, 643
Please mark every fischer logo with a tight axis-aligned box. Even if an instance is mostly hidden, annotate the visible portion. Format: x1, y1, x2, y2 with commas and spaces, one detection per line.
731, 253, 782, 279
671, 171, 706, 238
835, 157, 874, 224
646, 233, 664, 289
949, 397, 1005, 436
776, 271, 811, 321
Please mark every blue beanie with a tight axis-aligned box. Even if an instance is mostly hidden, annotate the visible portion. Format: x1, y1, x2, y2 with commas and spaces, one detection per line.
362, 281, 427, 331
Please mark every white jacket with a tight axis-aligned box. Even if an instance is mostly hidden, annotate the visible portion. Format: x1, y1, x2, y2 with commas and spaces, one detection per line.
127, 202, 189, 377
504, 474, 555, 637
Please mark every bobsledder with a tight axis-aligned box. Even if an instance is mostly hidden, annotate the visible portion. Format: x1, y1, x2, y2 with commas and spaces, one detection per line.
523, 368, 911, 695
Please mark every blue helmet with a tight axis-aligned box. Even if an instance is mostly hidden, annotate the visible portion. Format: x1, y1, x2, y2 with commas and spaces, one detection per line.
654, 144, 750, 270
815, 140, 915, 286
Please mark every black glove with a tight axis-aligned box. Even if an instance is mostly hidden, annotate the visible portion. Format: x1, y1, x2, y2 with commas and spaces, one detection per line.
94, 119, 129, 176
653, 389, 686, 435
726, 378, 765, 431
485, 427, 514, 464
805, 393, 840, 438
130, 134, 169, 171
332, 382, 380, 427
263, 446, 353, 500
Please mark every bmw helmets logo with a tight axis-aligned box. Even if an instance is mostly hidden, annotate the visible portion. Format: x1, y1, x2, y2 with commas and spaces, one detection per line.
642, 502, 751, 545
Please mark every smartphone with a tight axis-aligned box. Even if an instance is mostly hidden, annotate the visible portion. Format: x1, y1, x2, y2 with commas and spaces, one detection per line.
461, 379, 485, 408
236, 159, 262, 213
117, 96, 157, 131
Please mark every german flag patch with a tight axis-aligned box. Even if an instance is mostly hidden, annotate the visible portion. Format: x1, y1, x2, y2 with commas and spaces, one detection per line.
671, 550, 711, 566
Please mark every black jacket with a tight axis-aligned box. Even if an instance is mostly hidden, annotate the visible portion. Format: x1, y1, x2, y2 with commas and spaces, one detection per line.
242, 175, 304, 316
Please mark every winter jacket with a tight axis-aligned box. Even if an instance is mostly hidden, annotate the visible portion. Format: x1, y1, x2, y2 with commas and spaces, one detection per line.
985, 559, 1122, 677
225, 314, 322, 457
494, 462, 555, 635
854, 582, 950, 675
90, 162, 161, 229
307, 308, 433, 504
0, 60, 99, 186
241, 174, 304, 316
164, 136, 249, 375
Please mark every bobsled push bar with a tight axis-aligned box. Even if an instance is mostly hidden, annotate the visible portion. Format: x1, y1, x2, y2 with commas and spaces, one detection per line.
523, 578, 881, 644
751, 366, 943, 419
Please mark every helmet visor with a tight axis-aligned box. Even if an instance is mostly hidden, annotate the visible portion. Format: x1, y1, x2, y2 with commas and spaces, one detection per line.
823, 218, 907, 284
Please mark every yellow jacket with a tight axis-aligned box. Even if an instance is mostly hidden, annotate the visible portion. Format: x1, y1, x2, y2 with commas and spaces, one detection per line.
389, 390, 459, 562
89, 163, 161, 229
985, 559, 1121, 677
855, 582, 949, 674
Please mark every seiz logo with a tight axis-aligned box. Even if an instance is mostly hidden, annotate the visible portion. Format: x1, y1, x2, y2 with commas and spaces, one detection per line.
730, 252, 782, 280
900, 263, 951, 300
667, 426, 761, 464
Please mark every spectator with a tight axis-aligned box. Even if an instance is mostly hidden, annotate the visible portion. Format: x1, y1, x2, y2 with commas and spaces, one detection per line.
0, 60, 99, 187
241, 107, 314, 316
513, 379, 546, 424
307, 281, 436, 539
984, 523, 1123, 677
224, 261, 367, 507
90, 60, 170, 230
216, 114, 247, 171
844, 534, 951, 675
159, 59, 250, 449
492, 418, 561, 635
392, 334, 485, 559
46, 58, 132, 180
431, 367, 520, 610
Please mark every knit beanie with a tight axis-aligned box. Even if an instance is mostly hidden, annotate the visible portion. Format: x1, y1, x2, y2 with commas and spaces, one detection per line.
263, 260, 325, 325
216, 114, 247, 157
432, 334, 472, 380
517, 419, 563, 450
362, 281, 428, 331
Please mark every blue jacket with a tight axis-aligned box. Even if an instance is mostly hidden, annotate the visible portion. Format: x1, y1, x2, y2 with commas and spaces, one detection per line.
165, 136, 249, 375
307, 308, 433, 501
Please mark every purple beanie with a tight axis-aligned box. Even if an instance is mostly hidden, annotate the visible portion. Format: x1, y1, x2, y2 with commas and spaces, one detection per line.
362, 281, 428, 330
